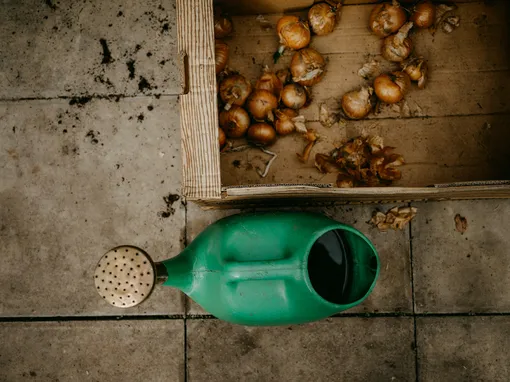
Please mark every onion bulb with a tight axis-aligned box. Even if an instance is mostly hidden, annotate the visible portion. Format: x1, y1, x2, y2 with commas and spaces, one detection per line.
219, 74, 252, 110
219, 106, 250, 138
215, 40, 229, 75
382, 22, 413, 62
277, 15, 311, 51
276, 68, 291, 85
341, 86, 374, 120
308, 2, 339, 36
410, 1, 436, 29
290, 48, 326, 86
218, 127, 226, 148
281, 83, 307, 109
214, 8, 233, 38
374, 72, 410, 104
369, 0, 407, 38
256, 69, 283, 98
246, 89, 278, 122
402, 58, 428, 89
275, 108, 298, 135
247, 123, 277, 146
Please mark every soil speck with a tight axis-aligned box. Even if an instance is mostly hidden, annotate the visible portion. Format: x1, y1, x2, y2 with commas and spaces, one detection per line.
147, 105, 153, 111
162, 23, 169, 33
158, 194, 180, 218
86, 130, 99, 145
69, 96, 91, 106
137, 113, 144, 122
99, 38, 113, 64
44, 0, 56, 10
126, 60, 136, 80
138, 76, 151, 92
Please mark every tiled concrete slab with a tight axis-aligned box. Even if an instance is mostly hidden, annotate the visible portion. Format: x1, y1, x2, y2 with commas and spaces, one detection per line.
0, 97, 185, 316
412, 200, 510, 313
0, 0, 179, 99
0, 320, 184, 382
417, 316, 510, 382
185, 204, 412, 315
187, 317, 415, 382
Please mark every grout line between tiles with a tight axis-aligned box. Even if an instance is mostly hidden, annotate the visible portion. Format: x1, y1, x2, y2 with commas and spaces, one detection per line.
408, 202, 419, 382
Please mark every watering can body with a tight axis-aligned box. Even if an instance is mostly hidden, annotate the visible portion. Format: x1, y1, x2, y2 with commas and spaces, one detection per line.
162, 212, 380, 326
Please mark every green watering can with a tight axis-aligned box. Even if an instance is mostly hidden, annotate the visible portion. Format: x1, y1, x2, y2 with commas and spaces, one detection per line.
94, 212, 380, 326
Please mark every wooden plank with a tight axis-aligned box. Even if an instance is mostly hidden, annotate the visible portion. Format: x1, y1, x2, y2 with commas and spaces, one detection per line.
216, 0, 313, 14
177, 0, 222, 199
220, 114, 510, 187
222, 2, 510, 120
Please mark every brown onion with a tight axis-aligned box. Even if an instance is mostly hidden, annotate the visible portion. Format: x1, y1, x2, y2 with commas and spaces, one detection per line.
369, 0, 407, 38
341, 86, 374, 120
374, 72, 410, 104
214, 8, 233, 38
219, 106, 250, 138
281, 84, 307, 109
290, 48, 326, 86
256, 69, 283, 98
277, 15, 311, 51
410, 1, 436, 29
246, 89, 278, 122
382, 22, 413, 62
308, 2, 339, 36
219, 74, 252, 110
402, 58, 428, 89
247, 123, 277, 146
215, 40, 229, 75
275, 109, 298, 135
218, 127, 226, 148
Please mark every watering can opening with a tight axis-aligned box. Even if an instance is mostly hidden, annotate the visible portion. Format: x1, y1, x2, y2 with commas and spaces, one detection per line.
306, 227, 379, 307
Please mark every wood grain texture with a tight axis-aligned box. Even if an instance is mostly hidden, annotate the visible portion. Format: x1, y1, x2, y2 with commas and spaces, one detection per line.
177, 0, 221, 199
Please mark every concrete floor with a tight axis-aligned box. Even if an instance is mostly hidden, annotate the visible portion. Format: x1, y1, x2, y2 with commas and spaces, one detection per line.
1, 1, 510, 381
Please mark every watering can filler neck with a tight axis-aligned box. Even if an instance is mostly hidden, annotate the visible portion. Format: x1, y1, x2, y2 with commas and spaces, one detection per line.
94, 212, 380, 326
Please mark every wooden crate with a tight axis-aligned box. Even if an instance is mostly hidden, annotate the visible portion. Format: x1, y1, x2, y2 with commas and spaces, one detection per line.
176, 0, 510, 207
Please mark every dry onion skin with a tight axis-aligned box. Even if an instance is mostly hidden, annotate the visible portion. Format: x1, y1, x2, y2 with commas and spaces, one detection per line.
277, 15, 311, 51
219, 74, 252, 110
275, 108, 298, 136
382, 22, 413, 63
256, 69, 283, 99
246, 89, 278, 122
219, 106, 250, 138
402, 58, 428, 89
308, 2, 339, 36
276, 68, 291, 85
218, 127, 226, 149
281, 83, 307, 109
247, 123, 277, 146
214, 8, 233, 38
290, 48, 326, 86
374, 71, 411, 104
215, 40, 229, 75
341, 86, 374, 120
369, 0, 407, 38
410, 0, 436, 29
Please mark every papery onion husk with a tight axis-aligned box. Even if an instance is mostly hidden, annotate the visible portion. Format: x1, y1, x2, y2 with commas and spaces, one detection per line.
219, 105, 250, 138
369, 0, 407, 38
410, 0, 436, 29
402, 57, 428, 89
382, 21, 413, 62
219, 74, 252, 110
308, 2, 339, 36
275, 108, 298, 135
374, 71, 410, 104
290, 48, 326, 86
341, 86, 374, 120
247, 123, 277, 146
246, 89, 279, 122
215, 40, 229, 75
277, 15, 311, 50
276, 68, 291, 85
214, 8, 233, 38
315, 153, 341, 173
281, 83, 307, 109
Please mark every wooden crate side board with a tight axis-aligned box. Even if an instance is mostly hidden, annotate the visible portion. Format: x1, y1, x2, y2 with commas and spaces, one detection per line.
177, 0, 222, 199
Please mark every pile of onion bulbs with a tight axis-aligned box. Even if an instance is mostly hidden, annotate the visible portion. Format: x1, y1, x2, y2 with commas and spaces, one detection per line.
341, 0, 437, 121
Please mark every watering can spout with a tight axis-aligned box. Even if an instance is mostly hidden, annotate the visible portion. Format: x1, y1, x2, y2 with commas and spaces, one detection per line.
94, 212, 380, 325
